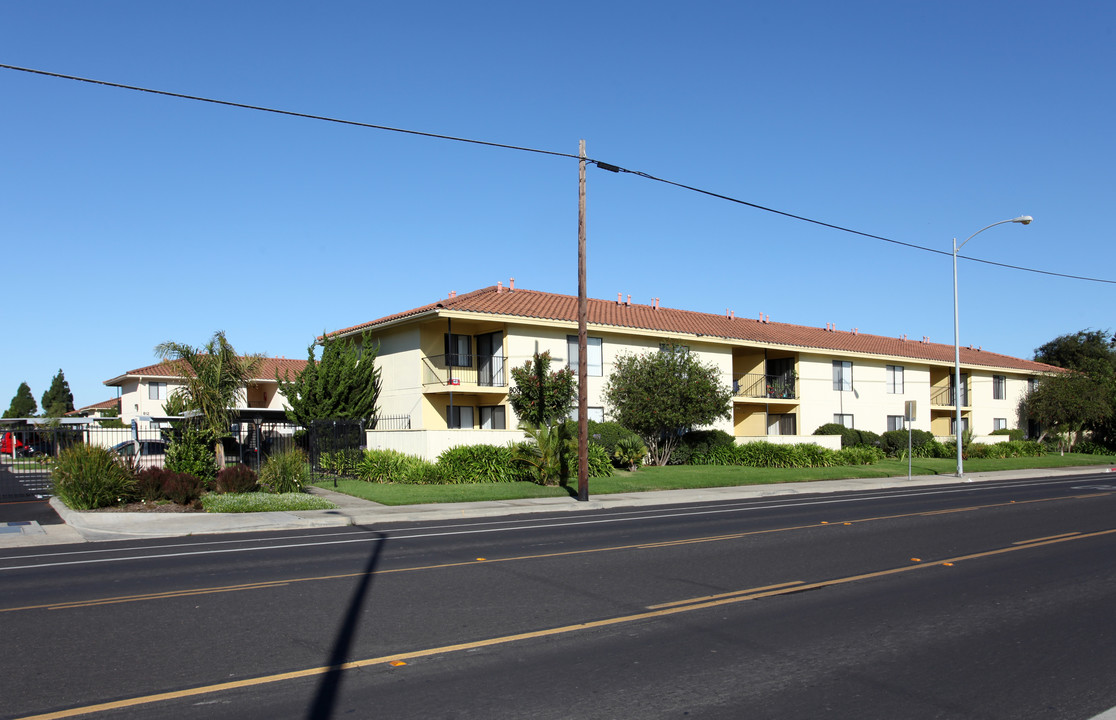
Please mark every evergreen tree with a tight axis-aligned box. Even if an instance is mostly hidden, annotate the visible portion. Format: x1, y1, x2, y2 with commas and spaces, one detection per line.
278, 331, 382, 426
40, 369, 75, 417
3, 382, 38, 418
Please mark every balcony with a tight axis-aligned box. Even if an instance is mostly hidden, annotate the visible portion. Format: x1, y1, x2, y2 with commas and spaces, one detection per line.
734, 373, 797, 400
422, 353, 508, 392
931, 386, 969, 408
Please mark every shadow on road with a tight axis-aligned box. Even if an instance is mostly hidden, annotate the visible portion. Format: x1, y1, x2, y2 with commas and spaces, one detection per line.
306, 530, 387, 720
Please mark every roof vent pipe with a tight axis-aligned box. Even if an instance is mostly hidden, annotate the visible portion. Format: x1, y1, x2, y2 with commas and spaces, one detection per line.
618, 293, 622, 305
497, 281, 503, 293
627, 294, 632, 306
509, 277, 515, 291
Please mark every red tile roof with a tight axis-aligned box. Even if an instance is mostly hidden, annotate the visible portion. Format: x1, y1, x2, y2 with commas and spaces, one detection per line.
105, 357, 308, 386
332, 285, 1059, 374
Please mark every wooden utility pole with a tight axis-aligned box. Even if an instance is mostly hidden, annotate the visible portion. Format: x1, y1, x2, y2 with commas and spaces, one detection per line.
577, 140, 589, 501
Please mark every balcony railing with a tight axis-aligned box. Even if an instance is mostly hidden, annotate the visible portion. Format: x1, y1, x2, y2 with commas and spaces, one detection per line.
422, 354, 508, 388
930, 386, 969, 407
733, 373, 797, 400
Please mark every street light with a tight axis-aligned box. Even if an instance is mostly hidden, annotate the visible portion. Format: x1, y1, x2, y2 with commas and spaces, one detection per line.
952, 215, 1033, 478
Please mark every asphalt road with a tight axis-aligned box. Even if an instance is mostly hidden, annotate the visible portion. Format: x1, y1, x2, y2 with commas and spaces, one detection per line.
3, 473, 1116, 719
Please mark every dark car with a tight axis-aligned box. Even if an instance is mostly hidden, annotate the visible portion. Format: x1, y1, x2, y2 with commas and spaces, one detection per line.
111, 440, 168, 469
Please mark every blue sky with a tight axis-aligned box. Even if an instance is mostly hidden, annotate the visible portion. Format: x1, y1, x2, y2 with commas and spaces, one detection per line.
3, 1, 1114, 410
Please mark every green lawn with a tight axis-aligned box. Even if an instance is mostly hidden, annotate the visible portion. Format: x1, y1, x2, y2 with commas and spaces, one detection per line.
313, 453, 1116, 506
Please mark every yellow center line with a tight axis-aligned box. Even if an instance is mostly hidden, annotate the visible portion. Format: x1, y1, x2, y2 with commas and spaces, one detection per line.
647, 581, 805, 609
3, 492, 1109, 614
17, 525, 1116, 720
1013, 532, 1081, 545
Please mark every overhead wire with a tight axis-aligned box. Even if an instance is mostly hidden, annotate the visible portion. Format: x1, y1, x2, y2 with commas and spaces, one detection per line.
2, 62, 1113, 286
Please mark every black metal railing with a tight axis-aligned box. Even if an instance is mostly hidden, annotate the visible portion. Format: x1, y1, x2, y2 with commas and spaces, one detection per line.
931, 386, 969, 407
733, 373, 797, 400
422, 353, 508, 388
371, 414, 412, 430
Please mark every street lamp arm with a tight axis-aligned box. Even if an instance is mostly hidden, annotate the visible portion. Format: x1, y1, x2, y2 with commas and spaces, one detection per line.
957, 216, 1033, 252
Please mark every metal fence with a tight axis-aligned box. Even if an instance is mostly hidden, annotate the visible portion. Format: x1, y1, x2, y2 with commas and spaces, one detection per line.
0, 418, 368, 500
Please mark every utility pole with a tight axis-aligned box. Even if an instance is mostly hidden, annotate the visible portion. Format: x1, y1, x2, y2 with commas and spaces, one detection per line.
577, 140, 589, 501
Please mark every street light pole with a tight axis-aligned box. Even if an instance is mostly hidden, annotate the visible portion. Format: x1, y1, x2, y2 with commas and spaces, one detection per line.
952, 215, 1032, 478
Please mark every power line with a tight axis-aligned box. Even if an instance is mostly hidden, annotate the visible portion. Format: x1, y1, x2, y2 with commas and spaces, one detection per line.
3, 62, 1113, 286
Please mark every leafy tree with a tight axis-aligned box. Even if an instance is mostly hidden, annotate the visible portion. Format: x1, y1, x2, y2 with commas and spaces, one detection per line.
155, 331, 263, 469
40, 369, 75, 417
1034, 330, 1116, 375
507, 351, 576, 427
277, 331, 382, 426
3, 382, 38, 418
1024, 371, 1112, 451
603, 345, 732, 466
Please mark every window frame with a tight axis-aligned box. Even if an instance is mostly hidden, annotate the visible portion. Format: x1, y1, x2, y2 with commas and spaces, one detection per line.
479, 405, 506, 430
148, 382, 167, 401
444, 333, 473, 368
887, 415, 906, 432
833, 361, 853, 391
833, 413, 853, 428
447, 405, 475, 429
886, 365, 904, 395
993, 375, 1006, 400
567, 335, 603, 376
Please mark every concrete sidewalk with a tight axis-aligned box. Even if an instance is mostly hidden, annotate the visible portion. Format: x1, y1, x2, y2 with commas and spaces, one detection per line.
2, 465, 1113, 547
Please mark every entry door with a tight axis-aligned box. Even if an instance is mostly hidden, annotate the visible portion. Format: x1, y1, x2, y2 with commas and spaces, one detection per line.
476, 331, 504, 387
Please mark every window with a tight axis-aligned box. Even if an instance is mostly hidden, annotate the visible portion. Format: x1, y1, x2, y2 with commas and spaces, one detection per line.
148, 382, 167, 401
479, 406, 506, 430
444, 333, 472, 367
886, 365, 904, 394
993, 375, 1006, 400
447, 405, 474, 429
887, 415, 906, 432
1029, 377, 1040, 392
834, 414, 853, 428
994, 418, 1008, 431
833, 361, 852, 391
569, 406, 605, 423
768, 413, 797, 436
567, 336, 603, 376
950, 417, 970, 435
659, 343, 689, 355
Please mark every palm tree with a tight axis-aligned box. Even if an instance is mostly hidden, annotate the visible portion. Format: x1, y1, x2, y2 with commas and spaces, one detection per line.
155, 331, 262, 468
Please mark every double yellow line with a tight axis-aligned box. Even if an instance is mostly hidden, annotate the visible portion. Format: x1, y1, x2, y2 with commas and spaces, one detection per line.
16, 525, 1116, 720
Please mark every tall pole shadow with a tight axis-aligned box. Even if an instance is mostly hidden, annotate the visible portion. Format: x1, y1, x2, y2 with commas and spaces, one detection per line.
306, 530, 387, 720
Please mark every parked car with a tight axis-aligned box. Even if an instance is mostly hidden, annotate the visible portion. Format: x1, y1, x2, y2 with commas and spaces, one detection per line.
111, 440, 168, 469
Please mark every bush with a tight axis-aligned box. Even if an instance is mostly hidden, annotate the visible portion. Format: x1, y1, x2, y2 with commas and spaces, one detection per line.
613, 435, 648, 471
1072, 440, 1114, 455
52, 444, 135, 510
319, 449, 364, 478
165, 426, 217, 486
879, 429, 935, 457
565, 440, 615, 479
259, 448, 309, 494
990, 428, 1025, 442
162, 472, 206, 506
134, 467, 169, 502
813, 424, 879, 449
216, 463, 259, 494
437, 444, 519, 483
834, 445, 886, 465
670, 429, 736, 465
358, 448, 437, 483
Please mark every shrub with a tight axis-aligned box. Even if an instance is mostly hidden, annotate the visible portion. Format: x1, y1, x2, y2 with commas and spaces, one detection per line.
834, 445, 886, 465
565, 440, 615, 479
879, 429, 935, 457
165, 426, 217, 486
259, 448, 309, 494
670, 429, 736, 465
813, 423, 878, 448
514, 423, 569, 486
162, 472, 206, 506
1072, 440, 1114, 455
52, 444, 135, 510
990, 428, 1025, 442
319, 449, 364, 478
359, 449, 425, 483
613, 435, 648, 471
134, 467, 170, 502
437, 444, 518, 483
963, 442, 991, 460
216, 463, 259, 494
